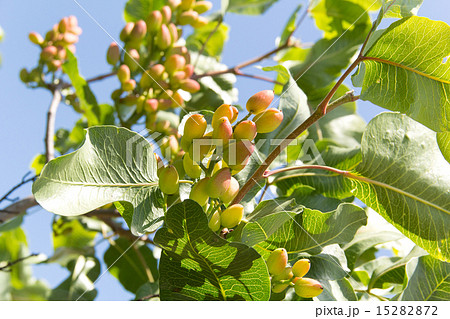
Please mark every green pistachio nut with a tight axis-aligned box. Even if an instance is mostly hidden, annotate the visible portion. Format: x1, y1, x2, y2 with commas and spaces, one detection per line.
208, 168, 232, 198
253, 108, 284, 134
219, 176, 239, 205
180, 79, 200, 93
146, 11, 163, 33
294, 278, 323, 298
165, 54, 186, 75
193, 1, 213, 14
222, 140, 254, 172
158, 165, 179, 195
29, 32, 44, 45
120, 22, 135, 42
180, 0, 196, 11
266, 248, 288, 276
220, 204, 244, 228
272, 283, 290, 294
124, 49, 140, 72
212, 117, 233, 145
246, 90, 274, 114
183, 152, 202, 179
272, 267, 294, 282
292, 259, 311, 278
183, 113, 207, 141
208, 210, 221, 232
212, 104, 234, 128
189, 177, 210, 206
117, 64, 131, 83
178, 10, 199, 26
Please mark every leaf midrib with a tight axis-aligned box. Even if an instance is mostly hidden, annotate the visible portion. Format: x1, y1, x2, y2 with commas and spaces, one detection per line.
40, 176, 157, 188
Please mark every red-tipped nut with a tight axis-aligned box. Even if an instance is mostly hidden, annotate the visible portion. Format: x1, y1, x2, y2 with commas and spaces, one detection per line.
165, 54, 186, 75
144, 99, 159, 113
253, 108, 283, 134
234, 120, 257, 141
208, 168, 232, 198
156, 24, 172, 50
161, 6, 172, 24
212, 117, 233, 144
266, 248, 288, 276
122, 79, 136, 92
124, 49, 140, 72
147, 11, 163, 33
294, 278, 323, 298
130, 20, 147, 42
120, 22, 135, 42
180, 79, 200, 93
41, 46, 57, 61
246, 90, 274, 114
106, 42, 120, 65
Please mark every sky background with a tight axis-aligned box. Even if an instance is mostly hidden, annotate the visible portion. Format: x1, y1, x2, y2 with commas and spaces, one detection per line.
0, 0, 449, 300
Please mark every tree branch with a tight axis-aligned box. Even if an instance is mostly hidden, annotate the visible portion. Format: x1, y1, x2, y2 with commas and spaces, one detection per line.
0, 172, 36, 206
45, 87, 62, 162
0, 253, 39, 272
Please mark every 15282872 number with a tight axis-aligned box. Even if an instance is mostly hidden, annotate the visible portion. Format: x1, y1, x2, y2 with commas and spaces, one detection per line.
377, 306, 438, 316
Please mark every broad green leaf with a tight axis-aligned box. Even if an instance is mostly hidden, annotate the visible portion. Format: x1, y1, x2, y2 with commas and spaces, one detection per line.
62, 51, 101, 126
401, 255, 450, 301
352, 113, 450, 261
186, 22, 229, 59
124, 0, 165, 22
135, 282, 159, 300
154, 200, 271, 301
30, 154, 46, 175
104, 238, 158, 294
49, 255, 100, 301
317, 278, 357, 301
382, 0, 423, 19
343, 231, 404, 270
240, 198, 303, 247
311, 0, 371, 39
32, 126, 165, 235
353, 17, 450, 132
437, 132, 450, 163
290, 28, 367, 102
275, 146, 361, 199
225, 0, 278, 15
286, 186, 345, 213
255, 203, 367, 256
279, 4, 302, 46
187, 53, 237, 111
52, 217, 97, 251
0, 215, 23, 233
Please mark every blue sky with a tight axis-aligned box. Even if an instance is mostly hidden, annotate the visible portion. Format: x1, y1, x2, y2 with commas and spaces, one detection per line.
0, 0, 449, 300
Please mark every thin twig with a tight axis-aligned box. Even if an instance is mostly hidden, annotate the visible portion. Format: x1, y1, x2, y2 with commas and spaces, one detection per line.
0, 253, 39, 271
61, 71, 117, 89
45, 87, 62, 162
0, 172, 36, 206
234, 70, 284, 85
194, 19, 223, 68
258, 183, 269, 204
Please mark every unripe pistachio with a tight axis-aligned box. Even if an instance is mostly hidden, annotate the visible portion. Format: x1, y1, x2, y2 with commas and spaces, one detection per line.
147, 11, 163, 33
180, 0, 195, 10
120, 22, 135, 42
272, 267, 294, 282
233, 120, 257, 141
213, 117, 233, 144
144, 99, 158, 113
246, 90, 274, 114
189, 177, 210, 206
145, 64, 165, 82
180, 79, 200, 93
253, 108, 284, 134
209, 210, 221, 232
266, 248, 288, 276
292, 259, 311, 278
189, 137, 213, 162
156, 24, 172, 50
45, 29, 58, 42
192, 16, 208, 28
208, 168, 232, 198
184, 64, 194, 78
29, 68, 42, 83
221, 204, 244, 228
117, 64, 131, 83
222, 140, 255, 172
124, 49, 140, 72
183, 152, 202, 179
56, 47, 67, 60
158, 99, 172, 110
168, 23, 179, 43
19, 68, 30, 83
219, 176, 239, 205
160, 135, 179, 159
106, 42, 120, 65
130, 20, 147, 42
159, 165, 179, 194
146, 112, 157, 130
171, 91, 184, 107
69, 26, 83, 36
161, 6, 172, 24
41, 46, 57, 61
294, 278, 323, 298
68, 16, 79, 29
212, 104, 234, 128
165, 54, 186, 75
272, 283, 290, 294
231, 106, 239, 123
194, 1, 213, 14
183, 114, 207, 141
29, 32, 44, 45
168, 0, 182, 10
48, 60, 62, 72
171, 71, 187, 87
58, 17, 70, 33
169, 46, 191, 64
122, 79, 136, 92
178, 10, 199, 26
62, 32, 79, 45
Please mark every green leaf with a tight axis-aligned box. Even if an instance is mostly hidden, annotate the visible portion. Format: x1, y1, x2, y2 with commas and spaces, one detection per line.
32, 126, 165, 235
104, 238, 158, 294
187, 53, 237, 111
30, 154, 46, 175
343, 231, 404, 270
135, 282, 159, 300
311, 0, 371, 39
437, 132, 450, 163
52, 217, 97, 251
401, 255, 450, 301
353, 17, 450, 132
186, 22, 229, 59
382, 0, 423, 19
154, 200, 271, 301
124, 0, 165, 22
279, 4, 302, 46
240, 198, 303, 247
49, 256, 100, 301
62, 50, 101, 126
352, 113, 450, 261
225, 0, 278, 15
255, 203, 367, 256
305, 245, 350, 281
317, 278, 357, 301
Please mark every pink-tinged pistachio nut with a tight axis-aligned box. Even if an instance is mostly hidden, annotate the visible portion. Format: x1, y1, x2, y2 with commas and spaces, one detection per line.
294, 278, 323, 298
158, 99, 172, 110
120, 22, 135, 42
165, 54, 186, 75
178, 10, 199, 26
29, 32, 44, 45
246, 90, 275, 114
156, 24, 172, 50
144, 99, 159, 113
233, 120, 257, 141
219, 176, 239, 205
122, 79, 136, 92
146, 11, 163, 33
180, 79, 200, 93
161, 5, 172, 24
130, 20, 147, 42
253, 108, 284, 134
212, 104, 234, 129
124, 49, 140, 72
171, 90, 184, 107
168, 23, 179, 43
230, 106, 239, 123
40, 46, 58, 61
184, 64, 194, 78
192, 16, 208, 28
208, 168, 232, 198
183, 114, 207, 141
222, 140, 254, 172
212, 117, 233, 145
106, 42, 120, 65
